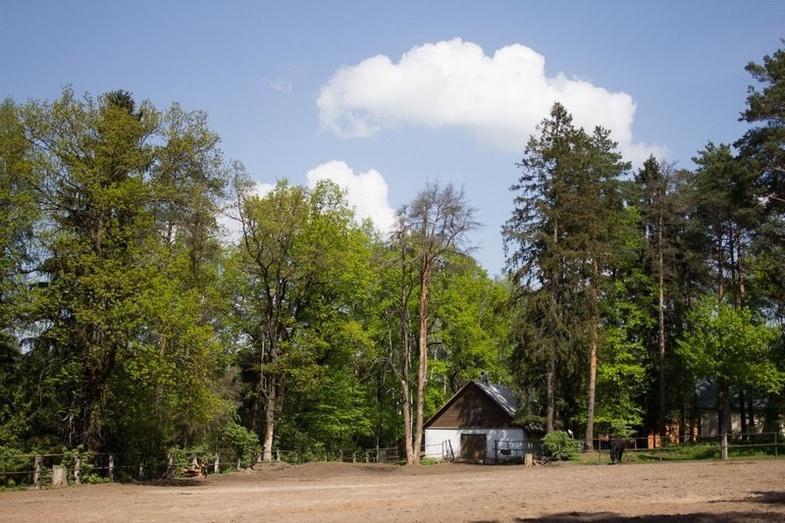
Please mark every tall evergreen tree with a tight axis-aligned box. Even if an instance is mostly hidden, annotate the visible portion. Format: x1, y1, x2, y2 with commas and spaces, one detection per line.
633, 157, 685, 437
689, 142, 758, 306
6, 88, 230, 453
20, 88, 159, 451
736, 40, 785, 326
503, 103, 629, 446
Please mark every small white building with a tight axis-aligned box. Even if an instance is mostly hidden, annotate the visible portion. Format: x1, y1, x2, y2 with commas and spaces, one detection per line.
423, 378, 544, 464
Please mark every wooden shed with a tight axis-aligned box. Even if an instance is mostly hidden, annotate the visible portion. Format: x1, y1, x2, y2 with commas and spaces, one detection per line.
423, 378, 544, 463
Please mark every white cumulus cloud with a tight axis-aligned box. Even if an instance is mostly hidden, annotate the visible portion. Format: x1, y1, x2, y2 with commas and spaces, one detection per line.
318, 38, 664, 163
306, 160, 397, 234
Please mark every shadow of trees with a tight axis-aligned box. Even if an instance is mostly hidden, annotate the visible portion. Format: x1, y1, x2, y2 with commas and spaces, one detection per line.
504, 507, 785, 522
467, 490, 785, 522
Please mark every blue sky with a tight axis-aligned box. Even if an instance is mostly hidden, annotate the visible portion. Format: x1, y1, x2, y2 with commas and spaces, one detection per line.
3, 1, 784, 276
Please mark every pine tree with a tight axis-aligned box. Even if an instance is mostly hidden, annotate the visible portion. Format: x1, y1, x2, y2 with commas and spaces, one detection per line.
504, 103, 629, 445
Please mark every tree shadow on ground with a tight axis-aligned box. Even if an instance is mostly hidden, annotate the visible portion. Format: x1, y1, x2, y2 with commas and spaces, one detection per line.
498, 510, 785, 522
141, 477, 207, 487
747, 491, 785, 505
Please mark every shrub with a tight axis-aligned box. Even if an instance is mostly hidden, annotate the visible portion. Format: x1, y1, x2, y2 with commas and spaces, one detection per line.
542, 431, 581, 460
220, 421, 261, 468
0, 447, 32, 488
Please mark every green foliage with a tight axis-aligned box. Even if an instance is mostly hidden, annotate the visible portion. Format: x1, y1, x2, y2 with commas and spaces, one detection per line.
0, 88, 229, 456
593, 276, 653, 433
164, 443, 214, 476
737, 40, 785, 200
219, 421, 261, 468
677, 297, 783, 393
504, 102, 631, 441
4, 41, 785, 470
429, 257, 512, 393
0, 446, 30, 488
541, 431, 581, 460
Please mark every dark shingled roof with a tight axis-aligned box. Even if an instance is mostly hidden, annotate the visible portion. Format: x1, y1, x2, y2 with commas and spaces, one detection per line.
475, 381, 518, 418
424, 379, 546, 433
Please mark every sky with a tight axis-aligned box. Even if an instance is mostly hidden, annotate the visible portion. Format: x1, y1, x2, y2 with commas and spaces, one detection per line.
3, 1, 784, 276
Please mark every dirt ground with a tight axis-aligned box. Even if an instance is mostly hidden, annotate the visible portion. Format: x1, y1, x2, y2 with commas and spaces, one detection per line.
2, 459, 785, 522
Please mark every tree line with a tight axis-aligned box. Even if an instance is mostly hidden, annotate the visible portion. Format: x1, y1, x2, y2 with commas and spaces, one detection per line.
1, 42, 784, 464
503, 42, 785, 448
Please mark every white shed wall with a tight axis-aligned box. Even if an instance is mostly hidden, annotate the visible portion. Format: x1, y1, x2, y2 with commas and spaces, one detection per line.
424, 427, 525, 463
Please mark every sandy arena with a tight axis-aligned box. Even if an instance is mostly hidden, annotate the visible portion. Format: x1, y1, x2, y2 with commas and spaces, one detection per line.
2, 459, 785, 522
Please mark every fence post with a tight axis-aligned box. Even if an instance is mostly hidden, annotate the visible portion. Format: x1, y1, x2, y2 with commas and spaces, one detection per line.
74, 452, 82, 485
138, 458, 145, 481
237, 457, 241, 471
166, 452, 174, 479
775, 432, 778, 459
33, 455, 42, 490
214, 453, 220, 474
276, 450, 281, 462
108, 454, 114, 482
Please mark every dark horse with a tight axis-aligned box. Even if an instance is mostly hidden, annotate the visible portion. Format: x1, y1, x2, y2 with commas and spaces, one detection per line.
609, 438, 627, 464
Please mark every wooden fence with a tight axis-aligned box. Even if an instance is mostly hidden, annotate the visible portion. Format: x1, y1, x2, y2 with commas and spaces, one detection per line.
0, 446, 403, 489
590, 431, 784, 462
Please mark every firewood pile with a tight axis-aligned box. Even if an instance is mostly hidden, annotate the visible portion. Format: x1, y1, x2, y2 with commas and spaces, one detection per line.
524, 454, 553, 468
181, 458, 208, 478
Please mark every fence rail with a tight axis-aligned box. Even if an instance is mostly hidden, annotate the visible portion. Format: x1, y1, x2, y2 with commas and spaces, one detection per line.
590, 431, 784, 463
4, 433, 783, 489
0, 446, 404, 489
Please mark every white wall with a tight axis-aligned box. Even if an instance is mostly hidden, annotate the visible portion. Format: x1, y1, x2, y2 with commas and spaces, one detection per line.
424, 427, 525, 463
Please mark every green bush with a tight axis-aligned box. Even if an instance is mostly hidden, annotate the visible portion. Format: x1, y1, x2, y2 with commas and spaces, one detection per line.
0, 446, 32, 488
59, 445, 104, 483
165, 443, 213, 477
542, 431, 581, 460
220, 421, 261, 468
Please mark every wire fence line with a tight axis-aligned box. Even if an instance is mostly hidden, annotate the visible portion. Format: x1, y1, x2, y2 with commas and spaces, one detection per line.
3, 433, 783, 488
590, 431, 784, 462
0, 446, 404, 489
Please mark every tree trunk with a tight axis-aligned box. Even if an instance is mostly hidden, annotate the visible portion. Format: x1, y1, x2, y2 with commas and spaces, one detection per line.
658, 219, 667, 438
249, 339, 266, 434
262, 375, 277, 462
720, 377, 730, 461
399, 255, 416, 465
546, 356, 555, 433
262, 342, 279, 462
400, 306, 414, 463
736, 227, 746, 304
413, 255, 431, 464
717, 221, 725, 303
401, 374, 414, 464
739, 390, 747, 436
83, 323, 116, 453
584, 259, 599, 451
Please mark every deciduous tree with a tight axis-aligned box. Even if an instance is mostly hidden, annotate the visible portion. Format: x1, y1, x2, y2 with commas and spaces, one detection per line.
677, 297, 783, 458
395, 181, 478, 464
